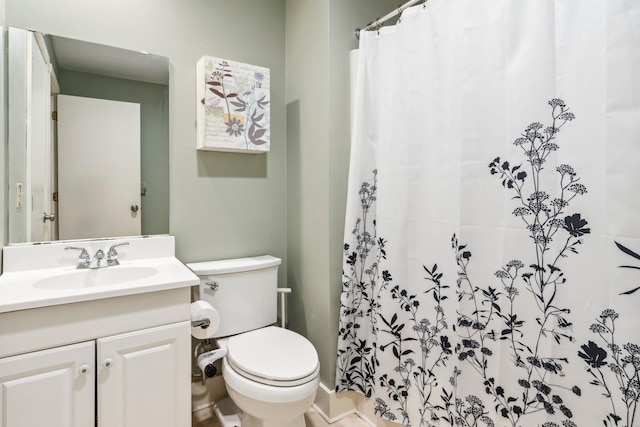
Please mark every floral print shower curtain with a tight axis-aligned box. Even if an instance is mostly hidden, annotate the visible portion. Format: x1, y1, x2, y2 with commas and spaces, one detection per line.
336, 1, 640, 427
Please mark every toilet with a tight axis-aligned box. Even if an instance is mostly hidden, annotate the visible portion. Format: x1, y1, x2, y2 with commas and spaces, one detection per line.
188, 256, 319, 427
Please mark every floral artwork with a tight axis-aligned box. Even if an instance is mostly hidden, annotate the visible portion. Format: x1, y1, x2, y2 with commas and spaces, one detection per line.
196, 56, 270, 153
337, 99, 640, 427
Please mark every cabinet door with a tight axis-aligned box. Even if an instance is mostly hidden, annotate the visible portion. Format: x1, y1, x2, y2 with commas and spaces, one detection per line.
0, 341, 95, 427
97, 322, 191, 427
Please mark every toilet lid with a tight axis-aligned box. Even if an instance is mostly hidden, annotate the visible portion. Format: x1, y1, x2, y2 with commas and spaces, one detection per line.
226, 326, 319, 384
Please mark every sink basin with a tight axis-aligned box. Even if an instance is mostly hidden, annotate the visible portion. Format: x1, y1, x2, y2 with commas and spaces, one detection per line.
0, 236, 200, 314
33, 266, 159, 290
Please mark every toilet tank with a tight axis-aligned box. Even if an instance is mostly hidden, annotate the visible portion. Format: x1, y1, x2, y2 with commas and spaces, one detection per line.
187, 256, 281, 338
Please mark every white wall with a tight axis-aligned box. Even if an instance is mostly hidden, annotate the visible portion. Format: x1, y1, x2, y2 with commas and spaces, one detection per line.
6, 27, 27, 243
0, 22, 6, 270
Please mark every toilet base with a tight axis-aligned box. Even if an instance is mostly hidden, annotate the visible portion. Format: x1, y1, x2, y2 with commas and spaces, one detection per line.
213, 398, 242, 427
214, 397, 307, 427
241, 412, 306, 427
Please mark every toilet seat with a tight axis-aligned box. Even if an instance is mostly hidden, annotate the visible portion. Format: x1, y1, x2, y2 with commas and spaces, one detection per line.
226, 326, 319, 387
227, 358, 320, 387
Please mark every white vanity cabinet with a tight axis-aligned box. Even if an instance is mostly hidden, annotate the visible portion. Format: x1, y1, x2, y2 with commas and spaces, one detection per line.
0, 236, 198, 427
0, 321, 190, 427
0, 288, 193, 427
0, 341, 95, 426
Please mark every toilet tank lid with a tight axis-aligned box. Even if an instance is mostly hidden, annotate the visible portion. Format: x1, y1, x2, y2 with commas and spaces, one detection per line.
187, 255, 281, 275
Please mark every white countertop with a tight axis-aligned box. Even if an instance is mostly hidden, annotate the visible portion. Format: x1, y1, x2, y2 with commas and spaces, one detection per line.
0, 235, 199, 314
0, 257, 198, 314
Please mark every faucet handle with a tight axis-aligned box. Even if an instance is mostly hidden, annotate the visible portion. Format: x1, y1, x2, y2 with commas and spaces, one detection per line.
65, 246, 90, 268
107, 242, 129, 266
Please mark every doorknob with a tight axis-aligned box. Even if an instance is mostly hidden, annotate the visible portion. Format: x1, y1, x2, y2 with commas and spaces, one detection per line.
43, 212, 56, 222
130, 204, 139, 212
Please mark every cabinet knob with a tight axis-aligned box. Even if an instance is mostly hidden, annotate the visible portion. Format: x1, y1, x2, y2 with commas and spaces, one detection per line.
79, 364, 90, 375
103, 358, 113, 368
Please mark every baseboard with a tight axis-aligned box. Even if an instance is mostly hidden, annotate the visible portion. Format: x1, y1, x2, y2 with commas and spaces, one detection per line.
313, 382, 359, 423
313, 383, 403, 427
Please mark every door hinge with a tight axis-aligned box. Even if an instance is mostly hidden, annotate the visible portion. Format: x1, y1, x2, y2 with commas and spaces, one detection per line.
52, 111, 57, 121
52, 192, 58, 202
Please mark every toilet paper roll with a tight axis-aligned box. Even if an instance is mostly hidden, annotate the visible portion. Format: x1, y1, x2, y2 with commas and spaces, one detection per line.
191, 300, 220, 339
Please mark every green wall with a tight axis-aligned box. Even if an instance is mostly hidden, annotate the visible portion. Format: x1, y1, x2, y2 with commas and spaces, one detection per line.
58, 70, 170, 236
286, 0, 332, 385
286, 0, 398, 386
5, 0, 288, 286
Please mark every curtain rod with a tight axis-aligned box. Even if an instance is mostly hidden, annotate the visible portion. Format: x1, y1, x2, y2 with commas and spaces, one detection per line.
354, 0, 426, 39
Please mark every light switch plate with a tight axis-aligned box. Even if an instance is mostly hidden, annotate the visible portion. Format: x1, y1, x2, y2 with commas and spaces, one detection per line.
16, 183, 23, 208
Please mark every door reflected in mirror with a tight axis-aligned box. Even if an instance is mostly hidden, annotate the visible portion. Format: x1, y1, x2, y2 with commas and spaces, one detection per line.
7, 28, 170, 243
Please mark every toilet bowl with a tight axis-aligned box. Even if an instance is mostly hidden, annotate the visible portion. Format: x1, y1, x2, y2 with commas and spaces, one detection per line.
187, 256, 320, 427
219, 326, 319, 427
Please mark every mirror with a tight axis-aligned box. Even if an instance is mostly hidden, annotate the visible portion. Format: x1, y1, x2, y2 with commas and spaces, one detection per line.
7, 27, 170, 243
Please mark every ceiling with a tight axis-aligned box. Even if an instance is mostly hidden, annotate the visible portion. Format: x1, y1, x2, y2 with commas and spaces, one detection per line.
50, 35, 169, 85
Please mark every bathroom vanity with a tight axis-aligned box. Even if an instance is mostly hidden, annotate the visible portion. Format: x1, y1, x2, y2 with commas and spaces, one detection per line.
0, 236, 198, 427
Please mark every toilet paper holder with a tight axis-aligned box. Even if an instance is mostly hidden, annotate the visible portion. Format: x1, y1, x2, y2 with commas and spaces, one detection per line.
191, 318, 211, 329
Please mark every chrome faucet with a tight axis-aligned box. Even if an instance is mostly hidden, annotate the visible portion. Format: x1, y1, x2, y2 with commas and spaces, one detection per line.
89, 249, 107, 269
107, 242, 129, 266
66, 242, 129, 269
65, 246, 91, 269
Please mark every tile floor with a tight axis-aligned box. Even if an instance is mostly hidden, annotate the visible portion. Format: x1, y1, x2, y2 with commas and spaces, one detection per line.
192, 406, 371, 427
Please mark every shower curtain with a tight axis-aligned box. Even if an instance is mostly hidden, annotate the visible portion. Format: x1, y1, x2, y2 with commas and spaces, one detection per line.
336, 1, 640, 427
